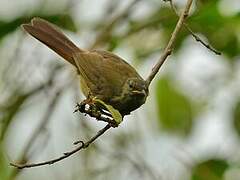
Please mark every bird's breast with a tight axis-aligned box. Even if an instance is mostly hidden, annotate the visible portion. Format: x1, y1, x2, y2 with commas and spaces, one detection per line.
110, 93, 147, 116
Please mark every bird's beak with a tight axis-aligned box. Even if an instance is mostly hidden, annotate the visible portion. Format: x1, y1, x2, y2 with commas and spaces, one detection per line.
132, 90, 146, 96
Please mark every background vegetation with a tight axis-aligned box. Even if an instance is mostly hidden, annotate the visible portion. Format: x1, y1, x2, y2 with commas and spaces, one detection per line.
0, 0, 240, 179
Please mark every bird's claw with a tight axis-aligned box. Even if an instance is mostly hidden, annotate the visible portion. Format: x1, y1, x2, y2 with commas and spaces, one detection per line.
74, 99, 118, 127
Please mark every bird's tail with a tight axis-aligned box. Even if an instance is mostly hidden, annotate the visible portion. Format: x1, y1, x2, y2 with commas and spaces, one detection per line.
22, 17, 82, 66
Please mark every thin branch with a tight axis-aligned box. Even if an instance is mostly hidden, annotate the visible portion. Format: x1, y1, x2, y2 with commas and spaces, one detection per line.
146, 0, 194, 87
169, 0, 221, 55
10, 124, 111, 169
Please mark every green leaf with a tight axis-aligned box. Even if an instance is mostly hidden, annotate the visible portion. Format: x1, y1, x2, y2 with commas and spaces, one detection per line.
156, 76, 194, 135
191, 159, 229, 180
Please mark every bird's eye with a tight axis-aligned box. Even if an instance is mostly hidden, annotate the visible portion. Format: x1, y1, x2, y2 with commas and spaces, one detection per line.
128, 81, 134, 88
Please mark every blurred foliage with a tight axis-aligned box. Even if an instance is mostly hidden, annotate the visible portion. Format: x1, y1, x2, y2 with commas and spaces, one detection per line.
125, 0, 240, 62
191, 159, 229, 180
233, 100, 240, 137
0, 63, 61, 140
190, 0, 240, 58
156, 76, 195, 136
0, 91, 30, 140
0, 14, 77, 41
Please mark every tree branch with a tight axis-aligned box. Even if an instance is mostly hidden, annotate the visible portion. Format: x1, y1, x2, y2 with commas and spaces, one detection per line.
146, 0, 194, 87
169, 0, 221, 55
10, 124, 111, 169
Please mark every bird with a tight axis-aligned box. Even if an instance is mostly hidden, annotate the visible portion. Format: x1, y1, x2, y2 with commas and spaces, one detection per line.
22, 17, 148, 116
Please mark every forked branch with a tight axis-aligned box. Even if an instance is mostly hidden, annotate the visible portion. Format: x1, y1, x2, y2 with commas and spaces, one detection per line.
168, 0, 221, 55
146, 0, 193, 86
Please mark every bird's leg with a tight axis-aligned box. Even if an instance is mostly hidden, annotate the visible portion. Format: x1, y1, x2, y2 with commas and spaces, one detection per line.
74, 98, 117, 127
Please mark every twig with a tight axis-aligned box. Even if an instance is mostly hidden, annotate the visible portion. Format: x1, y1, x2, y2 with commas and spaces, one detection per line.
10, 124, 111, 168
146, 0, 194, 86
169, 0, 221, 55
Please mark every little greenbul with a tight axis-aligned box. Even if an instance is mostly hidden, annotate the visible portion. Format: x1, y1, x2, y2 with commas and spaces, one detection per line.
22, 18, 148, 117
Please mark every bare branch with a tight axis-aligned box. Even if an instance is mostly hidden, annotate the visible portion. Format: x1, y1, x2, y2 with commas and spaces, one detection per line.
10, 124, 111, 168
146, 0, 194, 87
169, 0, 221, 55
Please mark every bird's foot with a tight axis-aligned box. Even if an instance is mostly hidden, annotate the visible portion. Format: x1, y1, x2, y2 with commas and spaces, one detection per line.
74, 99, 118, 127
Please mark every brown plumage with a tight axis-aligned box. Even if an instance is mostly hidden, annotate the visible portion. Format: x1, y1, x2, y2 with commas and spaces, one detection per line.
22, 18, 148, 115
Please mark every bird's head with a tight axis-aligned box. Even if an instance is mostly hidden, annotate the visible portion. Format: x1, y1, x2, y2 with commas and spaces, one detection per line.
123, 77, 148, 97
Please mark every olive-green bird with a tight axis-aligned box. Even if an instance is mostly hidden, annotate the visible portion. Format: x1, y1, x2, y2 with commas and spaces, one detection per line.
22, 18, 148, 116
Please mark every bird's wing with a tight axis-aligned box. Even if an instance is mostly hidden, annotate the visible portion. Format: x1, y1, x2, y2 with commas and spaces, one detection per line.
73, 50, 142, 100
